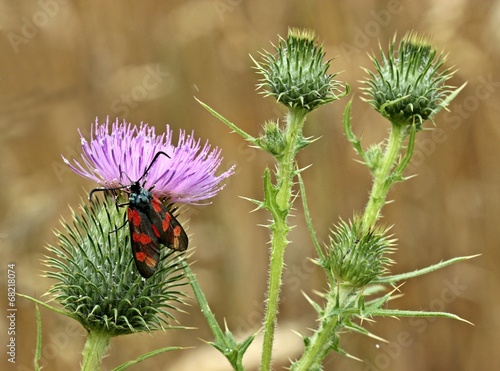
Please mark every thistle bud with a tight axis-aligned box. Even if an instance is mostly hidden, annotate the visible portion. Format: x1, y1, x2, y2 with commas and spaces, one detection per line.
326, 218, 395, 288
45, 197, 188, 336
254, 28, 345, 112
257, 120, 287, 158
362, 32, 459, 130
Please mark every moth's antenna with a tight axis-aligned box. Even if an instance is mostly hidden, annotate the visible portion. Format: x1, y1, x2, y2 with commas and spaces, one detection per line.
88, 185, 128, 201
118, 163, 132, 184
136, 151, 171, 183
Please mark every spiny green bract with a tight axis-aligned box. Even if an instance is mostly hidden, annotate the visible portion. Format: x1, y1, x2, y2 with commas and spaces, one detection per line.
254, 28, 344, 112
44, 196, 188, 336
325, 218, 396, 288
362, 32, 457, 129
257, 120, 287, 158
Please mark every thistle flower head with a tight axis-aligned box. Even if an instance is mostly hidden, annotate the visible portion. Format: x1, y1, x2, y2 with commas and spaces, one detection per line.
362, 32, 459, 129
63, 117, 234, 204
254, 28, 346, 112
45, 197, 188, 335
324, 218, 395, 288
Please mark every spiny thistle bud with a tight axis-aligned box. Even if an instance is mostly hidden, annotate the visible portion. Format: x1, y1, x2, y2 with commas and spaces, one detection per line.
325, 218, 395, 288
257, 120, 287, 158
362, 32, 460, 130
254, 28, 346, 112
44, 197, 188, 336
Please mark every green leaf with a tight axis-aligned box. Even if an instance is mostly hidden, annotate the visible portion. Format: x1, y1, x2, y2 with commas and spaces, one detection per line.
263, 167, 282, 218
302, 291, 324, 315
112, 346, 185, 371
334, 346, 363, 363
18, 293, 80, 321
433, 82, 467, 117
195, 97, 256, 143
363, 284, 387, 296
183, 261, 225, 341
183, 261, 250, 371
211, 327, 256, 370
297, 172, 324, 261
373, 254, 480, 284
391, 122, 417, 179
343, 319, 388, 343
365, 308, 472, 324
239, 196, 265, 211
361, 286, 397, 314
343, 99, 366, 161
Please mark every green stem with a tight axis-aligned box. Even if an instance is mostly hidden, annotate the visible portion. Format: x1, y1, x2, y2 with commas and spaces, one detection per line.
34, 305, 42, 371
81, 330, 111, 371
261, 216, 289, 371
261, 107, 307, 371
276, 108, 307, 210
361, 124, 405, 234
292, 285, 355, 370
183, 261, 226, 342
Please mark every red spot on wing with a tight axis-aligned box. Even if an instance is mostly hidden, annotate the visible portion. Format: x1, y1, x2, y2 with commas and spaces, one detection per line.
173, 226, 182, 249
135, 252, 147, 262
162, 213, 172, 232
173, 225, 182, 237
151, 224, 161, 238
135, 252, 157, 267
151, 196, 163, 213
128, 208, 141, 226
133, 233, 153, 244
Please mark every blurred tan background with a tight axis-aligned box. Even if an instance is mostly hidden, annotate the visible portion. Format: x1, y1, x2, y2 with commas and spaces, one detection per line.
0, 0, 498, 370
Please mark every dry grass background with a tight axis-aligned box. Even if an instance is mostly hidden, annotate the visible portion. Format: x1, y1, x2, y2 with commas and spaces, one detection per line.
0, 0, 498, 370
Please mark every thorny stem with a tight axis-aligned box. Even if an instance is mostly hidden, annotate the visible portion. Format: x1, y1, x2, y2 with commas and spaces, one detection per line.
81, 330, 111, 371
261, 107, 307, 371
292, 285, 356, 370
361, 124, 405, 234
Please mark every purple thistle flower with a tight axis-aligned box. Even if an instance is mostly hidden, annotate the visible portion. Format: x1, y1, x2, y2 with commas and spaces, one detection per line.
63, 117, 234, 204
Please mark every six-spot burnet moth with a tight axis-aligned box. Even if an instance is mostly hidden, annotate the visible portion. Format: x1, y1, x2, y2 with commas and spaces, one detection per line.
89, 152, 188, 278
